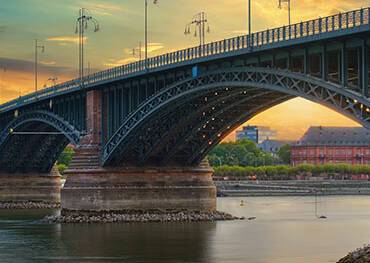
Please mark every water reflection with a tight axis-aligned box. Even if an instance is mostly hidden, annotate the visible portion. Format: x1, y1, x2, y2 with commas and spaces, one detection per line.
1, 197, 370, 263
0, 209, 215, 262
56, 223, 216, 262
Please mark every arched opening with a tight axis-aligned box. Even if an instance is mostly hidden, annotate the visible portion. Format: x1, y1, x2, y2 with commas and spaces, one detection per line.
0, 111, 81, 173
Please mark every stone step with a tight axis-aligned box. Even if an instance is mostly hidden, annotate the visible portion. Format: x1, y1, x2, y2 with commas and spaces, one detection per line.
67, 166, 101, 170
70, 157, 100, 162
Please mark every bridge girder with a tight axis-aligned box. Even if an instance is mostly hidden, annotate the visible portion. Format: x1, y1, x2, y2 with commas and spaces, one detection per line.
102, 67, 370, 167
0, 110, 81, 173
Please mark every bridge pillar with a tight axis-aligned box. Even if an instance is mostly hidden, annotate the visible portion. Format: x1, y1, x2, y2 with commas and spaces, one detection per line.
61, 165, 216, 214
62, 89, 216, 214
61, 91, 216, 213
0, 166, 61, 204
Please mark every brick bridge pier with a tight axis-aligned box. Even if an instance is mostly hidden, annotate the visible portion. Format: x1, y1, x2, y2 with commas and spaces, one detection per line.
61, 90, 217, 214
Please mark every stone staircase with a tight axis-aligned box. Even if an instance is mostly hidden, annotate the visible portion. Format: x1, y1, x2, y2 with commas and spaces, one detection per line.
67, 146, 101, 170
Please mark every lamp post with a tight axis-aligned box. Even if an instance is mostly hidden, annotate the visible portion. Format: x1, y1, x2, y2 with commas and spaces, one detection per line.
75, 8, 100, 86
132, 41, 143, 61
0, 65, 5, 103
145, 0, 159, 69
248, 0, 251, 41
184, 12, 210, 46
278, 0, 291, 26
34, 39, 45, 92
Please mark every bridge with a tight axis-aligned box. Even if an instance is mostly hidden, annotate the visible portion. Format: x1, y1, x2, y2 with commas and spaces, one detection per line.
0, 7, 369, 213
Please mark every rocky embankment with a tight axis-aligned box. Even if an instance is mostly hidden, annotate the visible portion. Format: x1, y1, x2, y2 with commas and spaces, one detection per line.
42, 211, 242, 223
0, 202, 60, 209
337, 246, 370, 263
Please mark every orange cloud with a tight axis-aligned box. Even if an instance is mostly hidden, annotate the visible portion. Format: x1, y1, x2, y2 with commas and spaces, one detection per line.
47, 36, 87, 44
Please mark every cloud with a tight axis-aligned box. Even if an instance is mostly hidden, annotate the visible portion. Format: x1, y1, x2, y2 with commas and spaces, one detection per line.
123, 42, 164, 55
104, 43, 165, 67
72, 2, 137, 17
103, 57, 137, 67
0, 57, 73, 75
39, 60, 57, 66
46, 36, 87, 44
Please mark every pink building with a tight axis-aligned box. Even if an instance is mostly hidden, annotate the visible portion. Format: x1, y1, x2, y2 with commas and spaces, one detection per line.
291, 127, 370, 166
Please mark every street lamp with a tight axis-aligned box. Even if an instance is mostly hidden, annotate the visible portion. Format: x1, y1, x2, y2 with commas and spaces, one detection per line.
48, 76, 58, 86
132, 41, 143, 61
34, 39, 45, 92
0, 65, 5, 103
278, 0, 291, 26
145, 0, 159, 69
247, 0, 252, 49
184, 12, 210, 46
75, 8, 100, 86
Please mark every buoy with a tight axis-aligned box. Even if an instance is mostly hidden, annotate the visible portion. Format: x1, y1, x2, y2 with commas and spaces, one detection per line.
240, 200, 244, 206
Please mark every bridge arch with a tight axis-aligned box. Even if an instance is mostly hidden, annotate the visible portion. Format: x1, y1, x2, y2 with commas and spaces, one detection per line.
102, 67, 370, 167
0, 110, 81, 173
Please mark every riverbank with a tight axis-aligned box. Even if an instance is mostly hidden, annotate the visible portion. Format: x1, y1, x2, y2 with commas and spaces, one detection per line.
216, 180, 370, 197
42, 211, 242, 223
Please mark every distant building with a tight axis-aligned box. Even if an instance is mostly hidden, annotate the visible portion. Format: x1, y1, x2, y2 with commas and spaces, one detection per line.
258, 139, 294, 155
291, 127, 370, 166
236, 125, 277, 144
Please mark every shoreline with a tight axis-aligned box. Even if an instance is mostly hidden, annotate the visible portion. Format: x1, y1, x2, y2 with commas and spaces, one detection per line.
216, 180, 370, 197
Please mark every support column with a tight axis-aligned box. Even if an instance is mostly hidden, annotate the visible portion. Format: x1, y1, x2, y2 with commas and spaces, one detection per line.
62, 90, 217, 214
0, 166, 61, 203
62, 166, 216, 214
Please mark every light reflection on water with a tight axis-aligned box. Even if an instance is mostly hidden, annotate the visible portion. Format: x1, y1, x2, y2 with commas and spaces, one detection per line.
0, 196, 370, 263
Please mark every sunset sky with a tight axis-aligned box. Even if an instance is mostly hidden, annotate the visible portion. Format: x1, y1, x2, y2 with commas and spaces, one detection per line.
0, 0, 368, 140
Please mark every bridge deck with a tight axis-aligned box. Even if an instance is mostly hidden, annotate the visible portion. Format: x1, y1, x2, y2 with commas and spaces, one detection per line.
0, 7, 370, 114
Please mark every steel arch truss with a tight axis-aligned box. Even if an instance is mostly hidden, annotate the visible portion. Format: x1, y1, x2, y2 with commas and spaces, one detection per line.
0, 110, 81, 173
102, 67, 370, 167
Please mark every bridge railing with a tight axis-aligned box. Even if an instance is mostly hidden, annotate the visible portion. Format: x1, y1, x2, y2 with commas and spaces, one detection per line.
1, 7, 369, 113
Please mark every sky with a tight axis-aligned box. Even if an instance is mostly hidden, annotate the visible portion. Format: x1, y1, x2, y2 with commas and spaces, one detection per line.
0, 0, 368, 140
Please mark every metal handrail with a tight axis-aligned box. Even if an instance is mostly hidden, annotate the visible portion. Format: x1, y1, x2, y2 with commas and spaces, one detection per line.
0, 7, 369, 113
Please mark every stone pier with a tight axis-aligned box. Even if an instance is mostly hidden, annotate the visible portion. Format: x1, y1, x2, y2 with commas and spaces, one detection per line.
62, 165, 216, 214
0, 166, 61, 203
61, 89, 217, 214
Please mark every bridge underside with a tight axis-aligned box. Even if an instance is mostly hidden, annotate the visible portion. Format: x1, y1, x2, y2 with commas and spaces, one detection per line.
0, 122, 69, 173
107, 87, 291, 167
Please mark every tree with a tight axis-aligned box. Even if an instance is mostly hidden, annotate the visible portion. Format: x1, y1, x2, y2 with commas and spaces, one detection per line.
57, 146, 75, 167
277, 144, 291, 164
208, 139, 280, 167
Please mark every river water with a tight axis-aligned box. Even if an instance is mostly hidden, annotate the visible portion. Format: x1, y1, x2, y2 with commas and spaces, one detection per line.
1, 196, 370, 263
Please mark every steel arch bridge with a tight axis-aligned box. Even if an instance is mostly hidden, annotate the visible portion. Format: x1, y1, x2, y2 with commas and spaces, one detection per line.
0, 7, 370, 173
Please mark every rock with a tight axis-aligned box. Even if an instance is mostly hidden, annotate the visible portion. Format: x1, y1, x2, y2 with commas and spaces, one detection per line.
0, 202, 60, 209
41, 211, 241, 224
337, 245, 370, 263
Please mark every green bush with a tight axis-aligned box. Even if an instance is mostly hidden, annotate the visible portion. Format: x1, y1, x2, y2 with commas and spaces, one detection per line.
57, 146, 75, 167
57, 163, 67, 175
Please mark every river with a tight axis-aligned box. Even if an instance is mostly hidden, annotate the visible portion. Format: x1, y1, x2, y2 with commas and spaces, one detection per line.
1, 196, 370, 263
